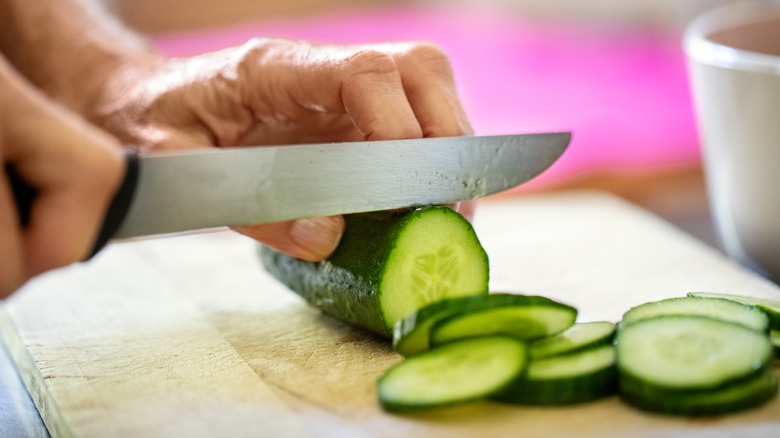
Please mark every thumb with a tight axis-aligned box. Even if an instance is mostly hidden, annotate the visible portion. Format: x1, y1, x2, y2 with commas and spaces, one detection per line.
233, 215, 345, 262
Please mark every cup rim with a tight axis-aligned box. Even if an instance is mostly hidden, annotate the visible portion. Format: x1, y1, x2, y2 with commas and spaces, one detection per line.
684, 1, 780, 74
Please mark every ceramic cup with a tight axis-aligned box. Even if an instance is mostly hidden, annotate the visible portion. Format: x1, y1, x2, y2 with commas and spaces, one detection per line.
684, 1, 780, 282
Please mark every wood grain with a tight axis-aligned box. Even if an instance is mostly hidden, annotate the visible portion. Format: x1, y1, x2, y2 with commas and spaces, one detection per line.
1, 190, 778, 438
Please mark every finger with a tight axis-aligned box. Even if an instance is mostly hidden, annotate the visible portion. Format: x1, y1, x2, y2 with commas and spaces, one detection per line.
450, 200, 477, 222
388, 43, 474, 138
241, 39, 424, 142
336, 49, 424, 141
3, 80, 124, 277
233, 215, 345, 262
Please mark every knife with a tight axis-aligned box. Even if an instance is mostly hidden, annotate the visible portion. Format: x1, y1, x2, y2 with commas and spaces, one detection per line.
9, 132, 570, 256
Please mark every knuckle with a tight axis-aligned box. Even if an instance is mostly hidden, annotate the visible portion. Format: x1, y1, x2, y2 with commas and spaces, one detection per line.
403, 42, 454, 74
343, 49, 399, 78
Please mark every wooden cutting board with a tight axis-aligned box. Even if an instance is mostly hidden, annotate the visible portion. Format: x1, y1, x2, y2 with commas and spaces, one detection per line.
1, 190, 778, 438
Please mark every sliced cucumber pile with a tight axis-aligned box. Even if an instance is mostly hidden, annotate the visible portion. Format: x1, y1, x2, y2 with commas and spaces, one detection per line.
377, 336, 528, 413
260, 207, 489, 337
378, 293, 778, 416
383, 292, 616, 410
617, 315, 776, 416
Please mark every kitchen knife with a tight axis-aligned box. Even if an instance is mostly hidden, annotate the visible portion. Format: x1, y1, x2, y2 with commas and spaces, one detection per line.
9, 132, 570, 256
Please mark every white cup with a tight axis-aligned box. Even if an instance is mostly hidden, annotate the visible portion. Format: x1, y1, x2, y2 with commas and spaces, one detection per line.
684, 1, 780, 282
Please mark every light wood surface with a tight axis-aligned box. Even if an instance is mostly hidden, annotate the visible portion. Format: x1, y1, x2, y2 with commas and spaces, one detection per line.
1, 190, 778, 438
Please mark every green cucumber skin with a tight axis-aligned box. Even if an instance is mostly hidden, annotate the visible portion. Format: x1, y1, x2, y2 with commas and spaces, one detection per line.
619, 368, 779, 416
260, 207, 488, 337
260, 245, 385, 335
259, 210, 417, 337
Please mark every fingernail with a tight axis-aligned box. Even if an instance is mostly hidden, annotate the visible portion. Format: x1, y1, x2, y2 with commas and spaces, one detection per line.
289, 216, 345, 261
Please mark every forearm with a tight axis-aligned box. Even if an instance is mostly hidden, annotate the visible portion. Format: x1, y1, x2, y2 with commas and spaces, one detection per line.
0, 0, 159, 118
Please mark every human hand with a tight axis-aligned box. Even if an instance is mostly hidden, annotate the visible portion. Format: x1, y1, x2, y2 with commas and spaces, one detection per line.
0, 56, 124, 298
91, 38, 475, 261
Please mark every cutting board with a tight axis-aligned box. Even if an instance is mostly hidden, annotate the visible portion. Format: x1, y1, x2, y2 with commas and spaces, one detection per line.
1, 190, 778, 438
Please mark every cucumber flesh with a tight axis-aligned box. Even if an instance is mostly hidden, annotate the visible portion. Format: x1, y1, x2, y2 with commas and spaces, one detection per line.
378, 209, 489, 333
494, 344, 617, 405
620, 367, 778, 416
617, 315, 772, 392
688, 292, 780, 331
429, 298, 577, 347
260, 207, 488, 337
621, 296, 769, 333
394, 293, 571, 357
377, 336, 528, 413
530, 321, 616, 360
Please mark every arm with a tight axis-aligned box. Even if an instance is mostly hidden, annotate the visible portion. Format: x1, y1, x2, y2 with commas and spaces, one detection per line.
0, 0, 157, 118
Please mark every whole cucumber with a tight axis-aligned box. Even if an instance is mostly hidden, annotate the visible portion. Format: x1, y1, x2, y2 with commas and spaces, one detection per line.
259, 206, 489, 337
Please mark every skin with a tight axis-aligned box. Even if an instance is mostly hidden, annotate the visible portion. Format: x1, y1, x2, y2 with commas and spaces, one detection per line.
0, 0, 475, 298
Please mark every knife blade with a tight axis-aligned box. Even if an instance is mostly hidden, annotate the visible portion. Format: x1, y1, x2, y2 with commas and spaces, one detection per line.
10, 132, 570, 256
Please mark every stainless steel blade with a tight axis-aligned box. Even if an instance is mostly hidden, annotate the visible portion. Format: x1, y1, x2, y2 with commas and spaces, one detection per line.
113, 133, 570, 238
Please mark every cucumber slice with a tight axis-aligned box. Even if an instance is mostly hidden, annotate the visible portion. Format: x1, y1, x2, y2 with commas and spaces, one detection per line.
616, 315, 773, 408
377, 336, 529, 413
494, 344, 617, 405
688, 292, 780, 331
772, 330, 780, 359
621, 296, 769, 333
260, 207, 489, 337
428, 296, 577, 347
530, 321, 616, 359
394, 293, 570, 357
620, 367, 778, 416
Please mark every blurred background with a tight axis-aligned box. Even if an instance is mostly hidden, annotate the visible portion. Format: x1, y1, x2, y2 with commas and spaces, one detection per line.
99, 0, 748, 247
101, 0, 736, 34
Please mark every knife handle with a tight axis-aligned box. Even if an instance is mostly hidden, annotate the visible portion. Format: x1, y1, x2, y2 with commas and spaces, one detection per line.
6, 150, 140, 259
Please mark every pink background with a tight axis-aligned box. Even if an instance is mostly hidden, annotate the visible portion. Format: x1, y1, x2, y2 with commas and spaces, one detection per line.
154, 5, 701, 188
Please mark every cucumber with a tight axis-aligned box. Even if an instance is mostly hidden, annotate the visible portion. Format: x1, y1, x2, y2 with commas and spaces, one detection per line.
394, 293, 573, 357
494, 344, 617, 405
260, 207, 489, 337
530, 321, 616, 359
377, 336, 528, 413
620, 296, 769, 333
428, 296, 577, 347
616, 315, 775, 415
688, 292, 780, 330
772, 330, 780, 359
620, 367, 778, 417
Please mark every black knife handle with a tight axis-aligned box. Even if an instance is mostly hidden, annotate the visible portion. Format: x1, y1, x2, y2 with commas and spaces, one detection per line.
6, 150, 140, 259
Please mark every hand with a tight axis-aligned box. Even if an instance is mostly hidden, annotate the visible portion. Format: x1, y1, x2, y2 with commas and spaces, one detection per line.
91, 38, 475, 261
0, 56, 124, 298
